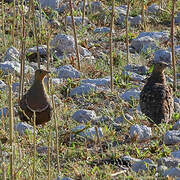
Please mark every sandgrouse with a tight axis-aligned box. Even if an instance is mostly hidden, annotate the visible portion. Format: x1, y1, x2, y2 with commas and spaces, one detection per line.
19, 69, 52, 125
140, 61, 174, 124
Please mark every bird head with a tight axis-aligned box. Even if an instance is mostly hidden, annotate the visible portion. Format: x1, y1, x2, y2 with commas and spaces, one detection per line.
35, 69, 50, 81
153, 61, 170, 73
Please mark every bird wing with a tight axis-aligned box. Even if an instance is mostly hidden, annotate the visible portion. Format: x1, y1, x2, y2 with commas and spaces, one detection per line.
23, 87, 51, 112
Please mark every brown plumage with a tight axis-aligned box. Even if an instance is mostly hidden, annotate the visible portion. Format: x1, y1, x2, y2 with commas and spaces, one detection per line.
140, 61, 174, 124
19, 69, 52, 125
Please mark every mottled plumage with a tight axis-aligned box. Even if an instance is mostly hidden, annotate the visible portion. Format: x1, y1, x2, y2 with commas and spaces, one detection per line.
140, 62, 174, 124
19, 69, 52, 125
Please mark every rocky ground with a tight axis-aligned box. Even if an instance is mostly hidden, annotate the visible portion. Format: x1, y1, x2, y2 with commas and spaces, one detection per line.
0, 0, 180, 179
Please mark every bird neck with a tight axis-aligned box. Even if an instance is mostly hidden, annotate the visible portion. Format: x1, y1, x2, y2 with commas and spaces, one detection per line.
33, 79, 45, 89
148, 70, 166, 84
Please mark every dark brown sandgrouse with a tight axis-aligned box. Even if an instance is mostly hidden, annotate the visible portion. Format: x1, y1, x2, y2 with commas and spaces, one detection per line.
140, 61, 174, 124
19, 69, 52, 125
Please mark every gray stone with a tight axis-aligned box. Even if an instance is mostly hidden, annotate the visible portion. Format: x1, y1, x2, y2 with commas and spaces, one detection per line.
90, 1, 103, 13
121, 88, 140, 101
81, 77, 110, 87
26, 45, 47, 57
15, 122, 35, 136
12, 82, 20, 92
173, 120, 180, 130
122, 71, 145, 82
154, 49, 172, 65
174, 102, 180, 113
175, 16, 180, 24
56, 3, 69, 14
0, 80, 7, 90
157, 166, 168, 176
174, 98, 180, 104
51, 34, 75, 55
117, 5, 128, 15
70, 83, 97, 97
122, 155, 140, 164
163, 167, 180, 178
57, 65, 81, 79
131, 36, 157, 53
0, 107, 17, 117
130, 15, 142, 26
124, 64, 148, 75
56, 176, 73, 180
78, 46, 92, 57
51, 78, 63, 85
0, 108, 8, 117
114, 113, 133, 124
132, 158, 156, 172
136, 104, 142, 114
138, 31, 169, 41
39, 0, 61, 9
66, 16, 89, 26
36, 146, 49, 155
117, 14, 142, 27
72, 109, 97, 123
94, 27, 112, 34
164, 130, 180, 145
172, 46, 180, 56
158, 157, 180, 168
0, 61, 34, 75
148, 4, 160, 14
3, 46, 20, 61
130, 124, 152, 141
171, 150, 180, 159
72, 125, 103, 140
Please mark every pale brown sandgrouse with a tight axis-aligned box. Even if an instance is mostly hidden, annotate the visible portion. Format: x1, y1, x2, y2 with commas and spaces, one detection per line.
19, 69, 52, 125
140, 61, 174, 124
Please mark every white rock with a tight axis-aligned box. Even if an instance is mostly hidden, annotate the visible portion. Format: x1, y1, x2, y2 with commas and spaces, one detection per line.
72, 125, 103, 140
94, 27, 112, 34
26, 45, 47, 56
15, 122, 35, 136
130, 124, 152, 141
148, 4, 160, 14
70, 83, 97, 97
81, 77, 110, 87
138, 31, 169, 41
114, 113, 133, 123
132, 158, 156, 172
121, 89, 140, 101
164, 130, 180, 145
124, 64, 147, 75
39, 0, 61, 9
0, 61, 34, 75
0, 80, 7, 90
66, 16, 89, 26
51, 78, 63, 85
131, 36, 157, 53
0, 108, 8, 117
163, 167, 180, 178
56, 176, 73, 180
57, 65, 81, 79
122, 71, 145, 82
12, 82, 20, 92
72, 109, 97, 123
89, 1, 103, 13
172, 120, 180, 130
154, 49, 172, 65
171, 150, 180, 159
78, 46, 92, 57
4, 46, 20, 61
51, 34, 75, 55
158, 157, 180, 168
